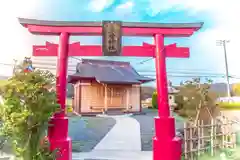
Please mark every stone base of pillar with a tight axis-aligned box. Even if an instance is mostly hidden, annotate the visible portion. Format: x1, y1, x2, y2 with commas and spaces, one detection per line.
48, 116, 72, 160
153, 117, 182, 160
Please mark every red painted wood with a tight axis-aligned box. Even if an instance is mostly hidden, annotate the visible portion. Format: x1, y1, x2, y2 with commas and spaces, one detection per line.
153, 34, 182, 160
27, 24, 196, 37
165, 43, 190, 58
155, 34, 170, 117
33, 42, 189, 58
47, 33, 72, 160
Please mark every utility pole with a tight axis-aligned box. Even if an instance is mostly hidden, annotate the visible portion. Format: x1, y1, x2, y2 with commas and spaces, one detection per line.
216, 40, 231, 97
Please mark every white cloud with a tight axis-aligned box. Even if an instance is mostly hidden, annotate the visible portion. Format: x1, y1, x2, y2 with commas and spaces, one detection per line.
116, 1, 134, 10
149, 0, 240, 21
148, 0, 240, 80
196, 27, 240, 80
0, 0, 59, 76
0, 0, 39, 62
183, 0, 240, 79
88, 0, 115, 12
147, 0, 179, 16
115, 1, 134, 16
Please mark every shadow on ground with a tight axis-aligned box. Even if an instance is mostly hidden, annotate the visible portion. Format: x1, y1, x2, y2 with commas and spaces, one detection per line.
68, 115, 116, 152
132, 108, 186, 151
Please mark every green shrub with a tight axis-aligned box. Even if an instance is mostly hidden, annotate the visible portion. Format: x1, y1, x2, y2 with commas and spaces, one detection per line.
152, 91, 158, 109
0, 69, 60, 160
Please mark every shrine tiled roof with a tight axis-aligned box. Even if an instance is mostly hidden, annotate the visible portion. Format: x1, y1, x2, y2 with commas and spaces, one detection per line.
68, 59, 154, 84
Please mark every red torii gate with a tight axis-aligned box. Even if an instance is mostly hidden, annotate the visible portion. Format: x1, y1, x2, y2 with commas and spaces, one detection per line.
18, 18, 203, 160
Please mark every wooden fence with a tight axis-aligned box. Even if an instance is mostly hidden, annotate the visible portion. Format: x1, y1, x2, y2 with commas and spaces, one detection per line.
183, 118, 237, 160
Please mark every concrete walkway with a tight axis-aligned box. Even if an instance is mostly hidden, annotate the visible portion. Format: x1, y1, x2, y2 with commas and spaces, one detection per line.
72, 114, 144, 159
93, 114, 142, 151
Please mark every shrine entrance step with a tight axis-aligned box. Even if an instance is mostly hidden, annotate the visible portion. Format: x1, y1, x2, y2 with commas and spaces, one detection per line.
103, 108, 127, 115
106, 109, 123, 115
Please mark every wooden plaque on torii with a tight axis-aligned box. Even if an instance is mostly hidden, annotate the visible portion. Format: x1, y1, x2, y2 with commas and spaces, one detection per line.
102, 21, 122, 56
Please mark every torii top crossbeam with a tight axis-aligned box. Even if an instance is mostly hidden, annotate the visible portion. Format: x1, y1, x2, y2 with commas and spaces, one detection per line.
18, 18, 203, 58
18, 18, 203, 37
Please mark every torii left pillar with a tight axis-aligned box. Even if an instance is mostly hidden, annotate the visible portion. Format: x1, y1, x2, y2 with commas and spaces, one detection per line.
47, 32, 71, 160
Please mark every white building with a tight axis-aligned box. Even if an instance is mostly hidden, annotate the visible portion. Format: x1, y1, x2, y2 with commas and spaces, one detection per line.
31, 56, 80, 76
31, 56, 84, 97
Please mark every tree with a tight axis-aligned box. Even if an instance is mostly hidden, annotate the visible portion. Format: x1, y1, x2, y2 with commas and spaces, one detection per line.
151, 81, 173, 109
0, 63, 60, 160
232, 83, 240, 96
152, 91, 157, 109
174, 78, 216, 121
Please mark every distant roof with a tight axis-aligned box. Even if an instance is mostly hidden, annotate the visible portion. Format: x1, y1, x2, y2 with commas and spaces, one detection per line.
68, 59, 154, 84
18, 18, 203, 31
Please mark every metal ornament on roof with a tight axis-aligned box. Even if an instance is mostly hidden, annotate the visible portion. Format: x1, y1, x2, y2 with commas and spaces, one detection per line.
102, 21, 122, 56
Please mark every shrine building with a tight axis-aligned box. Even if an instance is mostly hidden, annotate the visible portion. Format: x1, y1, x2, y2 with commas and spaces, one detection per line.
68, 59, 154, 115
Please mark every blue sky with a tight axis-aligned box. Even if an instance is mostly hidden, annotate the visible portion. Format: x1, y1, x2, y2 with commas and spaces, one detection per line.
0, 0, 240, 85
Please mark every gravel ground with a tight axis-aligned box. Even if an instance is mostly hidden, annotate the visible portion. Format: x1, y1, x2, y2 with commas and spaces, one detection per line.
132, 108, 186, 151
68, 116, 116, 152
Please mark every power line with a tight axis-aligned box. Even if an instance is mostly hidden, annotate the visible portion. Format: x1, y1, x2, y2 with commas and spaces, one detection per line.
32, 65, 238, 77
143, 75, 231, 78
143, 74, 221, 77
32, 61, 226, 74
0, 63, 13, 66
56, 57, 238, 76
139, 71, 227, 75
137, 57, 154, 64
35, 56, 229, 74
11, 61, 240, 78
139, 71, 239, 79
31, 64, 240, 79
138, 68, 225, 72
36, 57, 235, 76
24, 56, 240, 80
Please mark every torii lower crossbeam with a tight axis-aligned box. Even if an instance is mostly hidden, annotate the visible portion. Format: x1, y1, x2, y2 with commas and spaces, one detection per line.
18, 18, 203, 160
33, 42, 190, 58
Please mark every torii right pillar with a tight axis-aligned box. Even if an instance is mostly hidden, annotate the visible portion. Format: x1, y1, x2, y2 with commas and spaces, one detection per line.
153, 34, 182, 160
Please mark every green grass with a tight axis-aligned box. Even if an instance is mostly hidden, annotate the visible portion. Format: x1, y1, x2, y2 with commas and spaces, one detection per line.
195, 146, 240, 160
218, 104, 240, 110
